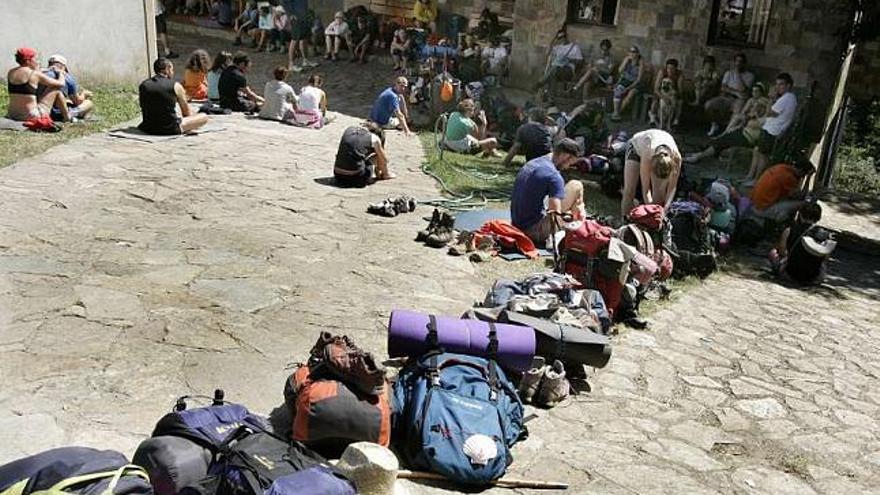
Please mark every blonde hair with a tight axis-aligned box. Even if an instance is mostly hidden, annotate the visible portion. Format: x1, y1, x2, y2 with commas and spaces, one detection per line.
652, 147, 674, 179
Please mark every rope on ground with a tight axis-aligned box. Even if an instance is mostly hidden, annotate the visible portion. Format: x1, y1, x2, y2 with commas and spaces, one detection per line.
419, 159, 511, 211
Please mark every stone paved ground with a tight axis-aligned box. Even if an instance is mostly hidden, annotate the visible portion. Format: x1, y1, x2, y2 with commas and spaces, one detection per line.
2, 30, 880, 494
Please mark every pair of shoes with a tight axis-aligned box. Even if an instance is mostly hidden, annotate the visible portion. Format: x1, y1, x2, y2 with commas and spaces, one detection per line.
309, 332, 386, 396
447, 231, 475, 256
518, 357, 570, 407
367, 195, 416, 217
416, 209, 455, 248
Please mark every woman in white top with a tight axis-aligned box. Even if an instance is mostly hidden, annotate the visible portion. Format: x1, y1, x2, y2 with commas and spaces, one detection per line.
259, 65, 299, 122
621, 129, 682, 218
206, 50, 232, 102
293, 74, 328, 128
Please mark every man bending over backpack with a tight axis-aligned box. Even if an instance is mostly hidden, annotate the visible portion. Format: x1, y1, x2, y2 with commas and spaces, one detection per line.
769, 202, 836, 285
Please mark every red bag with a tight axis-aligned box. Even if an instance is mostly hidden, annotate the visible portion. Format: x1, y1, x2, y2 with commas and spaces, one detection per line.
24, 114, 60, 133
284, 365, 391, 456
562, 220, 626, 316
627, 204, 664, 231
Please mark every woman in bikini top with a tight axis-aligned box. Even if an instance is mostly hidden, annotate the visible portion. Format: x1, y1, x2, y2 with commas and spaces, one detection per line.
6, 47, 66, 121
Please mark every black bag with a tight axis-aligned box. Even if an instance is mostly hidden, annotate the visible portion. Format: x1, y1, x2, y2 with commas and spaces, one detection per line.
668, 201, 716, 278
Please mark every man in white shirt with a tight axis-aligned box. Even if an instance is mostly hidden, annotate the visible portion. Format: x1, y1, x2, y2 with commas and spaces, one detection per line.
704, 53, 754, 136
480, 38, 508, 76
746, 73, 798, 182
534, 30, 583, 93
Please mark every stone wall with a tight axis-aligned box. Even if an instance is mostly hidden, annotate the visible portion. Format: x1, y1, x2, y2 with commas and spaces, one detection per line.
0, 0, 155, 84
509, 0, 852, 106
848, 40, 880, 101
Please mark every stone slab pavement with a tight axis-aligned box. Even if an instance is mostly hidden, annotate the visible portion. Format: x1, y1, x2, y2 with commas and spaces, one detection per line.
2, 31, 880, 495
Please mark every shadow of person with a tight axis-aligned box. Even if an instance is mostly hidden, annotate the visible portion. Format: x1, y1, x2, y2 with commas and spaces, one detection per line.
313, 177, 343, 188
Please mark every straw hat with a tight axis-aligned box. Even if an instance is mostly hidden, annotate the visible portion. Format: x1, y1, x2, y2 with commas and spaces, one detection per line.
333, 443, 410, 495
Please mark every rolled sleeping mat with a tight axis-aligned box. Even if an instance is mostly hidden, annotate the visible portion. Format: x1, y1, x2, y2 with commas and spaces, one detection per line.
500, 311, 612, 369
133, 436, 211, 495
388, 309, 535, 372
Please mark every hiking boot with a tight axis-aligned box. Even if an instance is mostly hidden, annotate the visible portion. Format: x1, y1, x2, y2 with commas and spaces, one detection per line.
448, 231, 474, 256
535, 360, 570, 407
310, 332, 386, 396
416, 209, 441, 242
367, 199, 397, 217
392, 195, 416, 214
425, 212, 455, 248
517, 356, 546, 404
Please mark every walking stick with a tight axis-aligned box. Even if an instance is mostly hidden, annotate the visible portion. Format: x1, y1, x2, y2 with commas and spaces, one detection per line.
397, 470, 569, 490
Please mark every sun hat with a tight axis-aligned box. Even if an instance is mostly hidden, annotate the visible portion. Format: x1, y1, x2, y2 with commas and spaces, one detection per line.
48, 54, 67, 67
333, 443, 409, 495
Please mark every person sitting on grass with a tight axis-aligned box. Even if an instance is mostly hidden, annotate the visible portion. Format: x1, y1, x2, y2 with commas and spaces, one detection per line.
511, 138, 585, 246
333, 122, 395, 188
233, 1, 260, 47
137, 58, 209, 135
259, 65, 298, 122
620, 129, 682, 218
183, 49, 210, 101
769, 202, 836, 286
40, 54, 95, 122
443, 98, 500, 157
369, 76, 412, 134
610, 46, 646, 121
572, 38, 614, 100
6, 47, 67, 122
748, 158, 814, 223
502, 106, 554, 167
207, 50, 232, 102
218, 52, 264, 112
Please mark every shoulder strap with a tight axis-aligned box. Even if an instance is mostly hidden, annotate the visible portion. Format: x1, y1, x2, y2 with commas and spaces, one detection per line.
426, 314, 440, 349
28, 466, 150, 495
486, 322, 499, 360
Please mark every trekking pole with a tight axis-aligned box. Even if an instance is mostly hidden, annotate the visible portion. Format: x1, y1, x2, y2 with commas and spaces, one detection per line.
397, 470, 569, 490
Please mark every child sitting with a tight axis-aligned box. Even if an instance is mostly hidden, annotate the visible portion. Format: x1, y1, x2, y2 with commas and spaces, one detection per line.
723, 82, 771, 135
703, 180, 738, 251
768, 202, 836, 285
183, 49, 211, 101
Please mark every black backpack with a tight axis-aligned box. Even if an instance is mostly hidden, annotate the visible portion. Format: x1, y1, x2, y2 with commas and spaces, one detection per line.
668, 201, 717, 278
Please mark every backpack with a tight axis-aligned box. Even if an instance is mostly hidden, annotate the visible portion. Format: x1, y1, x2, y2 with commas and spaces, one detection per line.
0, 447, 152, 495
177, 427, 352, 495
561, 220, 627, 317
668, 201, 717, 277
283, 365, 391, 458
151, 396, 268, 451
391, 319, 525, 485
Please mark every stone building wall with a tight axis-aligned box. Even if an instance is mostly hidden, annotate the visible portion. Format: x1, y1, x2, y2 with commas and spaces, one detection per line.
508, 0, 852, 106
848, 40, 880, 101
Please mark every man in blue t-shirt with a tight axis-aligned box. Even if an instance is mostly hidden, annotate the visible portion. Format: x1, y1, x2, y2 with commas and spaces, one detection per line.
511, 138, 584, 245
39, 55, 95, 121
369, 76, 412, 134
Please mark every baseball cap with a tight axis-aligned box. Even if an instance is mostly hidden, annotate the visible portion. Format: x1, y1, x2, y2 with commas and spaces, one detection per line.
48, 54, 67, 66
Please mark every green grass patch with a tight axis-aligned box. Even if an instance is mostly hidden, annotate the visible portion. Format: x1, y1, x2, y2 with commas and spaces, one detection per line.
0, 84, 140, 169
417, 131, 619, 218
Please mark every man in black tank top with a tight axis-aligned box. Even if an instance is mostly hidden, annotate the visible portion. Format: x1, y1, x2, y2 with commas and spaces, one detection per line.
333, 122, 395, 188
138, 58, 209, 135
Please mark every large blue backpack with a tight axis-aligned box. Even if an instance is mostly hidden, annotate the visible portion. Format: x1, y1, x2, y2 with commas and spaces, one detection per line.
391, 318, 525, 485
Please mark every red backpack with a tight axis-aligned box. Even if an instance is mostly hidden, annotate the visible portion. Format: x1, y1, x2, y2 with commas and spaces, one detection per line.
561, 220, 626, 317
627, 204, 664, 231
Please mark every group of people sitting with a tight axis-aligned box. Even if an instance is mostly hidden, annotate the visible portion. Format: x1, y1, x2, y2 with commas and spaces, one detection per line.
5, 48, 95, 126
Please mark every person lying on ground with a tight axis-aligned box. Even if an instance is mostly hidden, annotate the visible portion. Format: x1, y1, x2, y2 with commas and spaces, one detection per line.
138, 57, 209, 135
768, 202, 835, 286
6, 47, 67, 122
218, 52, 264, 112
290, 73, 329, 128
684, 84, 771, 164
207, 50, 232, 102
534, 30, 583, 93
155, 1, 179, 58
610, 46, 645, 121
369, 76, 412, 135
390, 27, 412, 71
234, 1, 260, 47
745, 72, 798, 184
648, 58, 684, 127
413, 0, 438, 33
259, 65, 298, 122
39, 54, 95, 122
183, 49, 210, 101
511, 138, 585, 246
350, 16, 372, 63
723, 82, 770, 134
620, 129, 682, 218
748, 158, 814, 223
572, 38, 614, 100
443, 98, 500, 157
704, 52, 754, 136
334, 122, 396, 187
324, 11, 350, 61
692, 55, 721, 106
502, 106, 554, 167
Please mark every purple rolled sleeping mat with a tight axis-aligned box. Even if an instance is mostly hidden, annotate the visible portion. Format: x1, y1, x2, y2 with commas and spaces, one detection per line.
387, 309, 536, 372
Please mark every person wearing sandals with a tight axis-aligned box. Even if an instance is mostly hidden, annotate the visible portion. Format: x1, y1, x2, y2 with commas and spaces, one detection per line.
334, 122, 396, 188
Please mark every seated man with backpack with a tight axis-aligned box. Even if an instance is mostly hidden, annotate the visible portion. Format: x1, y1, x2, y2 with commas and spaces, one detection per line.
511, 138, 584, 246
769, 202, 836, 285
